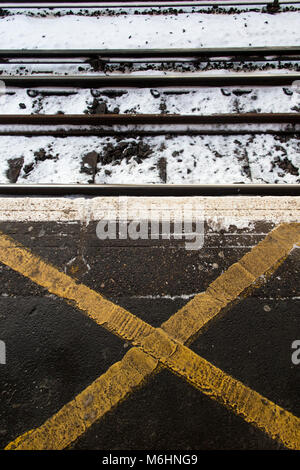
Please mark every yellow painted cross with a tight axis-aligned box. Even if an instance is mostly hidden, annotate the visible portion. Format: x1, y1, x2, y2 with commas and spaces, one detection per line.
1, 223, 300, 450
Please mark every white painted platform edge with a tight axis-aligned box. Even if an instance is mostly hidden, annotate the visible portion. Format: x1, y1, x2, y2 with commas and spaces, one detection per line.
0, 197, 298, 228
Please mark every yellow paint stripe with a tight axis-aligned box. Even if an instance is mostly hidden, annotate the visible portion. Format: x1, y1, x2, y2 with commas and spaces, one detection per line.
3, 223, 300, 450
143, 328, 300, 451
0, 232, 153, 343
7, 330, 300, 451
6, 348, 159, 450
162, 223, 300, 343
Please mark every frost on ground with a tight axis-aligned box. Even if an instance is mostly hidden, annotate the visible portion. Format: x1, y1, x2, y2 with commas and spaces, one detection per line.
0, 10, 299, 49
0, 134, 299, 185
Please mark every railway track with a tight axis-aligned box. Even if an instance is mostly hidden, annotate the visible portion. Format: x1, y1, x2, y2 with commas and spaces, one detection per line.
1, 46, 299, 68
2, 1, 300, 8
0, 113, 298, 136
1, 72, 300, 87
1, 115, 298, 186
0, 113, 299, 125
0, 7, 299, 191
2, 46, 300, 59
0, 80, 299, 185
0, 183, 299, 196
0, 1, 300, 457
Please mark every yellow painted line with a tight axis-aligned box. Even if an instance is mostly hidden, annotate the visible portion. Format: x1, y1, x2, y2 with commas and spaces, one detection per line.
0, 231, 153, 343
162, 223, 300, 343
144, 328, 300, 451
6, 348, 159, 451
7, 331, 300, 451
3, 223, 300, 450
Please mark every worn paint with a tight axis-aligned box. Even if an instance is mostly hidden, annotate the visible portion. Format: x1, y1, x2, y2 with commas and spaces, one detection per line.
0, 196, 299, 224
6, 349, 159, 451
0, 230, 153, 342
162, 223, 299, 343
3, 223, 300, 450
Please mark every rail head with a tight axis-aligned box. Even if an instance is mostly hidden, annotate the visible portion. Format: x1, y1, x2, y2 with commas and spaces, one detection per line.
1, 46, 300, 57
0, 184, 299, 197
1, 1, 300, 8
1, 73, 300, 88
0, 113, 299, 125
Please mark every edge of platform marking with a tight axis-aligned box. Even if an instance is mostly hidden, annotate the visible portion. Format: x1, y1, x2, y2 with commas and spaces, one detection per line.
2, 223, 300, 450
0, 196, 299, 223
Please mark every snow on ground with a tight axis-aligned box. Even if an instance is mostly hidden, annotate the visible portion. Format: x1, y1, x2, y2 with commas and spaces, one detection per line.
0, 7, 299, 185
0, 134, 299, 184
0, 86, 299, 115
0, 10, 299, 49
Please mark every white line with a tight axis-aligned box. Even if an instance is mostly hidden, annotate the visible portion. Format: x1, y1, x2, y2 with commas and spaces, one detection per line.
0, 197, 299, 223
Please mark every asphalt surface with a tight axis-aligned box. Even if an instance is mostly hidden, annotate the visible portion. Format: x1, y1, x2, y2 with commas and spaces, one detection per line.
0, 217, 299, 450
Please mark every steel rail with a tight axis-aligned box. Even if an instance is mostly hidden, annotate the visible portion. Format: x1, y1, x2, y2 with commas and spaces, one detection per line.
1, 47, 300, 60
0, 184, 299, 196
2, 1, 300, 9
0, 129, 298, 136
1, 73, 300, 87
0, 113, 299, 125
